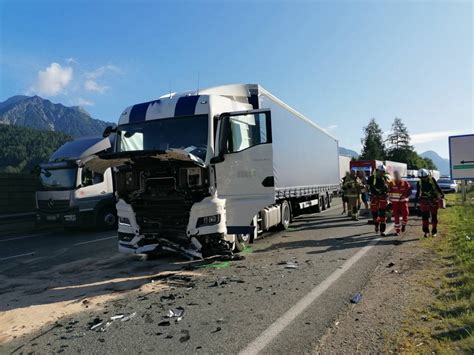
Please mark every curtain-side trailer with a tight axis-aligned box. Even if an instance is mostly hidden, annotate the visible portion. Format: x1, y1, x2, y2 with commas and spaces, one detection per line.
85, 84, 340, 258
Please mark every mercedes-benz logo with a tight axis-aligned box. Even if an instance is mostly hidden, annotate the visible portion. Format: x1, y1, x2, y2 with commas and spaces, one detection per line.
47, 198, 55, 209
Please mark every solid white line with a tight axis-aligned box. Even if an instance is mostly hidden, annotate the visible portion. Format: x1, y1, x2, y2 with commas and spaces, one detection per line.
0, 252, 36, 261
239, 227, 393, 355
73, 236, 117, 246
0, 232, 52, 243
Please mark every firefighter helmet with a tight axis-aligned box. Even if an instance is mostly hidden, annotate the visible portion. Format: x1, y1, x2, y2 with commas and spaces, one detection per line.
376, 164, 386, 172
418, 168, 430, 178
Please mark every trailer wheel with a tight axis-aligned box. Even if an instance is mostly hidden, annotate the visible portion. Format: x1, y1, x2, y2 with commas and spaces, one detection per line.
278, 200, 291, 230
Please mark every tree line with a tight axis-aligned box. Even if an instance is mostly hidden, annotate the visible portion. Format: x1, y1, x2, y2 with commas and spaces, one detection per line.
358, 118, 437, 170
0, 125, 72, 173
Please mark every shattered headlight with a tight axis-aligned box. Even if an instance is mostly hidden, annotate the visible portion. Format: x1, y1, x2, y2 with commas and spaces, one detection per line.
196, 214, 220, 227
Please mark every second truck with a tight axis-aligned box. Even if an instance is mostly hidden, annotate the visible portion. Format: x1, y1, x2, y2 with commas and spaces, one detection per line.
84, 84, 340, 258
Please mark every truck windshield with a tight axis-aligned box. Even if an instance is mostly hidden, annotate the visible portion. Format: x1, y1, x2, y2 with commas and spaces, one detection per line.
117, 115, 209, 160
40, 168, 77, 190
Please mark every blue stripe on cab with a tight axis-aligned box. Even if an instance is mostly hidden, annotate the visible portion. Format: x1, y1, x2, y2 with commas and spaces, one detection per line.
129, 102, 149, 123
174, 96, 200, 117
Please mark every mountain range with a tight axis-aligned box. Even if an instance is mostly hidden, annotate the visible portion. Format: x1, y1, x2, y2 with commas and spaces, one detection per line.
0, 95, 114, 137
420, 150, 450, 175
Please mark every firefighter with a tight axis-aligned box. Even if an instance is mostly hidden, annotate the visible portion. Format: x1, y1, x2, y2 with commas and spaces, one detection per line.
343, 170, 364, 220
416, 169, 444, 237
367, 164, 390, 236
388, 170, 412, 236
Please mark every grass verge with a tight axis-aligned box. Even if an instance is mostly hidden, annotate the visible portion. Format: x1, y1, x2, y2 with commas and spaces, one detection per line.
395, 192, 473, 354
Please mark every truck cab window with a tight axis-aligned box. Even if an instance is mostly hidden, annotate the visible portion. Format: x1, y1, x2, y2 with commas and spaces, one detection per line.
82, 168, 103, 187
228, 112, 270, 153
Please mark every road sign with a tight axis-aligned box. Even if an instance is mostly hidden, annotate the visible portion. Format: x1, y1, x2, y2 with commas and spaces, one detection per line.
449, 134, 474, 180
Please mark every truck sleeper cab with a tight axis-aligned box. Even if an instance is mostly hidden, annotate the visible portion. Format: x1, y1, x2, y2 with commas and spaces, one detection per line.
86, 84, 340, 258
36, 136, 117, 229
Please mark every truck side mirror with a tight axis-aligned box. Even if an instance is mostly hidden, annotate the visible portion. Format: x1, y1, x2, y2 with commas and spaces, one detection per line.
211, 114, 230, 164
103, 125, 117, 138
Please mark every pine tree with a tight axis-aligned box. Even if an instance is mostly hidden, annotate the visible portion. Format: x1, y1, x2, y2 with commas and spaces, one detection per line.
387, 118, 412, 150
359, 118, 386, 160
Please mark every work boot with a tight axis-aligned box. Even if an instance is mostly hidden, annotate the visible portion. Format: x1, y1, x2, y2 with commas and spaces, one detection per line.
401, 225, 406, 233
375, 224, 379, 233
395, 231, 401, 237
424, 233, 429, 238
432, 228, 438, 237
380, 223, 386, 233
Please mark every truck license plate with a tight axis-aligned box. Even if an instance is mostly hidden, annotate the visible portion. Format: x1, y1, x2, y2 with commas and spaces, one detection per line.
46, 215, 57, 221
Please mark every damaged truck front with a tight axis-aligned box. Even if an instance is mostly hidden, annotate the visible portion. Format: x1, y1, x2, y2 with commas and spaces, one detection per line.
85, 84, 340, 259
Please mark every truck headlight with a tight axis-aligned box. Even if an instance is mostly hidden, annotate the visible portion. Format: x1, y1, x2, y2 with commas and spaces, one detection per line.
196, 214, 221, 227
119, 217, 131, 226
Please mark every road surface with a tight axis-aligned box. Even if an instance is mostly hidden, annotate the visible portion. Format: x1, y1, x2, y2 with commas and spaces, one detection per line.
0, 201, 413, 354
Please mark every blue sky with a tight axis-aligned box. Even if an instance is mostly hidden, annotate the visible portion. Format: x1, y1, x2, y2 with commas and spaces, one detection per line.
1, 0, 472, 158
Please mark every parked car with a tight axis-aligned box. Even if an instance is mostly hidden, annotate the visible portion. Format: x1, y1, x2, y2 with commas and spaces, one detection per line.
437, 178, 458, 193
405, 178, 420, 211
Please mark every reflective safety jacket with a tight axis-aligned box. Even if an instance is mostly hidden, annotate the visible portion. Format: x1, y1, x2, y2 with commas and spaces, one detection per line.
388, 179, 412, 202
342, 176, 364, 198
367, 174, 390, 196
416, 177, 443, 201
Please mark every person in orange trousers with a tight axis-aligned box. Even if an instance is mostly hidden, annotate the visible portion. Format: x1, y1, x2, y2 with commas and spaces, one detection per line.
388, 170, 412, 236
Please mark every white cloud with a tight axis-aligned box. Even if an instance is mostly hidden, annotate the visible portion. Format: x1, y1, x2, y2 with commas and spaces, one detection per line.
84, 79, 109, 93
65, 57, 78, 65
411, 130, 459, 144
75, 97, 95, 107
29, 63, 73, 96
83, 65, 120, 93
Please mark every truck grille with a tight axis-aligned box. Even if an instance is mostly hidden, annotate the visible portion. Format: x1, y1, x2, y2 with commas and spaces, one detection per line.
38, 199, 70, 213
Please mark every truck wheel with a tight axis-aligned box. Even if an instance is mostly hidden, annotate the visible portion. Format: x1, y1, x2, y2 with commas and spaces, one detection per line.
234, 234, 247, 252
97, 207, 117, 230
278, 200, 291, 230
326, 193, 331, 208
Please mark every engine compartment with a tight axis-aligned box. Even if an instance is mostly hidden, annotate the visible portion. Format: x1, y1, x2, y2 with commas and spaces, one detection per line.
114, 158, 210, 244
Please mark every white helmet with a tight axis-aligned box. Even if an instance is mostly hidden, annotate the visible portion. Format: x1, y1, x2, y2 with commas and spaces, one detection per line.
418, 168, 430, 178
376, 164, 386, 172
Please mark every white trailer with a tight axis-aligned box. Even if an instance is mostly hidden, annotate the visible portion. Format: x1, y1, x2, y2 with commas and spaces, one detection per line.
85, 84, 340, 258
339, 155, 352, 179
384, 160, 407, 178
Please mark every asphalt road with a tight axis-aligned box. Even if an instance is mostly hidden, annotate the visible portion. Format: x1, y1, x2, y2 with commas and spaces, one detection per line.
0, 200, 414, 354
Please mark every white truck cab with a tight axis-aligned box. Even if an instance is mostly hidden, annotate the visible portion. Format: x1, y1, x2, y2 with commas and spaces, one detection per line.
36, 136, 117, 229
86, 84, 340, 258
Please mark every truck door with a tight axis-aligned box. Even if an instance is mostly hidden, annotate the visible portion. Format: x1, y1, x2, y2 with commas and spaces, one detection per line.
213, 109, 274, 234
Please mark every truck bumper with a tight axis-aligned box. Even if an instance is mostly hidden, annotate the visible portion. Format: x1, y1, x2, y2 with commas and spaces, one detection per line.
36, 208, 94, 227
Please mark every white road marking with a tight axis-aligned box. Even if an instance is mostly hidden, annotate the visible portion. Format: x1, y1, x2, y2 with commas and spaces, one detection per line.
239, 226, 393, 355
0, 252, 36, 261
72, 236, 117, 246
0, 232, 52, 243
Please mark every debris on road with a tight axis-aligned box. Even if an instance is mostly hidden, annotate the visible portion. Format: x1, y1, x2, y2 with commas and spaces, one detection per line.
166, 307, 184, 319
90, 322, 103, 331
211, 327, 222, 333
121, 312, 137, 322
88, 317, 103, 331
284, 261, 299, 269
110, 315, 124, 321
158, 321, 171, 327
350, 293, 362, 304
386, 262, 395, 268
179, 330, 190, 343
210, 277, 228, 287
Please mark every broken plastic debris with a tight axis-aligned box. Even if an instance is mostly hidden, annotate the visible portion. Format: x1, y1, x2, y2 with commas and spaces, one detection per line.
100, 322, 112, 332
350, 293, 362, 304
284, 261, 298, 269
110, 314, 124, 321
90, 322, 103, 331
166, 307, 184, 318
121, 312, 137, 322
211, 327, 222, 333
386, 262, 395, 268
158, 321, 171, 326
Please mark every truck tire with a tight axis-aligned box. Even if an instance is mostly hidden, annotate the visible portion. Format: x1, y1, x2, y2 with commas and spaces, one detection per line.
321, 196, 326, 211
234, 234, 247, 253
278, 200, 291, 230
326, 193, 331, 209
97, 207, 117, 230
